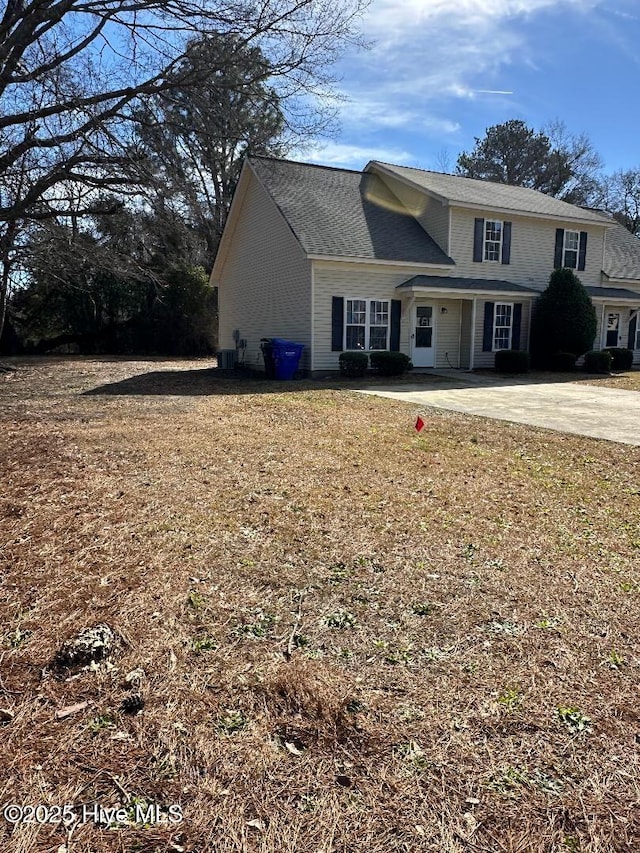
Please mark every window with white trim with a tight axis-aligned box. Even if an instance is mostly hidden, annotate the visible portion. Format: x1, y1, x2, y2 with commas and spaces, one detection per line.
345, 298, 389, 350
484, 220, 503, 261
563, 230, 579, 269
493, 303, 513, 351
635, 315, 640, 350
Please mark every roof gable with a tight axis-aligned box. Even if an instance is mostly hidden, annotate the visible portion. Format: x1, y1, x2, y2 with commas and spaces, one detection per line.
602, 220, 640, 281
367, 162, 611, 228
248, 156, 454, 266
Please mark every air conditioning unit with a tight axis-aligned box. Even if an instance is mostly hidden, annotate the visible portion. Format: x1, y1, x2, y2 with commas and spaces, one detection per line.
217, 349, 237, 369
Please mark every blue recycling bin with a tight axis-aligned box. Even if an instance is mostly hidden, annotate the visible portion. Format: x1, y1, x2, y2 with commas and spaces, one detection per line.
271, 338, 304, 380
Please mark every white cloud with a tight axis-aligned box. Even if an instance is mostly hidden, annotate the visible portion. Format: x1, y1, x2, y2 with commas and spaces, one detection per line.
332, 95, 460, 134
365, 0, 597, 36
292, 141, 415, 169
328, 0, 601, 146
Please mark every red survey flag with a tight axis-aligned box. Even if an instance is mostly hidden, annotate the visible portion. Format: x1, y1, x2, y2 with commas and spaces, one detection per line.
415, 415, 425, 432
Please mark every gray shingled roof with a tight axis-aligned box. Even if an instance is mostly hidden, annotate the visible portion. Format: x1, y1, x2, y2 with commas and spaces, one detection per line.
369, 162, 610, 226
584, 285, 640, 301
249, 157, 455, 265
602, 220, 640, 281
397, 275, 538, 294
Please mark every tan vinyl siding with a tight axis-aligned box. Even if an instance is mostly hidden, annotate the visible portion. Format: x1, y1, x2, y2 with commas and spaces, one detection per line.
372, 172, 450, 253
432, 300, 462, 368
451, 208, 606, 290
217, 168, 311, 371
473, 298, 531, 369
312, 260, 451, 372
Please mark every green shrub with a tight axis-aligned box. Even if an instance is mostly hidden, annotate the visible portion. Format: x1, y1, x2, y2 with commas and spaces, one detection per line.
603, 347, 633, 370
585, 349, 612, 373
339, 351, 368, 377
494, 349, 530, 373
530, 268, 597, 364
369, 351, 412, 376
549, 351, 577, 371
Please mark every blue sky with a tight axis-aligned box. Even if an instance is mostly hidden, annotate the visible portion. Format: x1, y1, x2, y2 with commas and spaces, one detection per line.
300, 0, 640, 174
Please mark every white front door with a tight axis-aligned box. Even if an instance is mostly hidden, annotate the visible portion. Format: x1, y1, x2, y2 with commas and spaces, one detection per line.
604, 311, 621, 348
411, 305, 435, 367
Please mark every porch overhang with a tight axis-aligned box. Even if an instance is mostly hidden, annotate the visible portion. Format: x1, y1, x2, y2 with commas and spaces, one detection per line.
585, 285, 640, 306
396, 275, 538, 300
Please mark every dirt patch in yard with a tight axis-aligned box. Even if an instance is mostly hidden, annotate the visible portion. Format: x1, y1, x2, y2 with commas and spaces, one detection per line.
1, 358, 639, 852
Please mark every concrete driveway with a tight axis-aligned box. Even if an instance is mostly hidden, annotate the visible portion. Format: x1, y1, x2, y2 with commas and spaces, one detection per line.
353, 371, 640, 446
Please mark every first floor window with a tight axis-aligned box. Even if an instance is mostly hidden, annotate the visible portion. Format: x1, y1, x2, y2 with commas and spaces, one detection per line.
493, 303, 513, 350
484, 220, 502, 261
345, 298, 389, 350
563, 230, 579, 268
345, 299, 366, 349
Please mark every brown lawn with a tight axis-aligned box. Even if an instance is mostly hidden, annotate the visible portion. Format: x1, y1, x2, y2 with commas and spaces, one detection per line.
1, 357, 639, 853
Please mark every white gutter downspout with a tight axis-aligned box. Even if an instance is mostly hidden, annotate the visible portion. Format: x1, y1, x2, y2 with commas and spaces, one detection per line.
310, 263, 315, 373
457, 300, 463, 369
470, 297, 477, 370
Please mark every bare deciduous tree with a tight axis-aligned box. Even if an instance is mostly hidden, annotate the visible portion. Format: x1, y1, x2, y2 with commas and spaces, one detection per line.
134, 33, 288, 269
0, 0, 367, 339
595, 168, 640, 236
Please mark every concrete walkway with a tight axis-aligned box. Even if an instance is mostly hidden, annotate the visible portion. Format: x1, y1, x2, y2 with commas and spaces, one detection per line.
353, 371, 640, 446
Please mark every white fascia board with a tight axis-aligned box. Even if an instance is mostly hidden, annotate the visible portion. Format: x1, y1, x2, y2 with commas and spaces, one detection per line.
589, 295, 640, 305
209, 160, 253, 286
398, 288, 536, 300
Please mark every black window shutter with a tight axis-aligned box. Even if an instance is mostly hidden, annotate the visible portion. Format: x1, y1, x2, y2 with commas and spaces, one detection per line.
554, 228, 564, 268
512, 303, 522, 349
389, 299, 401, 351
473, 218, 485, 262
501, 222, 512, 265
482, 302, 495, 352
628, 312, 638, 349
331, 296, 344, 351
578, 231, 588, 271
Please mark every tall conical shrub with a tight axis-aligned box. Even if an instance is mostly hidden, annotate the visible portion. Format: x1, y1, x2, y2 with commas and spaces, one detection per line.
530, 267, 597, 366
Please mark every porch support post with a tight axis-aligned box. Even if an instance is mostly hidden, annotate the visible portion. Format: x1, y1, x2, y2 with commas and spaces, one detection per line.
407, 295, 415, 359
469, 297, 477, 370
600, 303, 606, 349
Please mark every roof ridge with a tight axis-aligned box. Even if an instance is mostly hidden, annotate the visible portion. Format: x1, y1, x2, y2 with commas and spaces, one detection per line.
249, 154, 364, 177
373, 161, 576, 198
372, 160, 458, 179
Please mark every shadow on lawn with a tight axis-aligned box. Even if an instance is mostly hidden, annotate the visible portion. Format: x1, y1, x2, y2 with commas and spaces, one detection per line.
82, 368, 328, 396
81, 365, 628, 397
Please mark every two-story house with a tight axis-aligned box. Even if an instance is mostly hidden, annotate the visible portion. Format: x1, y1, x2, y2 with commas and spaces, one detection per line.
211, 156, 640, 374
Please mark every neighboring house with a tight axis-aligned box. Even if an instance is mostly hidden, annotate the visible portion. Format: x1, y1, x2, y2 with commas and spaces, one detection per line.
211, 156, 640, 374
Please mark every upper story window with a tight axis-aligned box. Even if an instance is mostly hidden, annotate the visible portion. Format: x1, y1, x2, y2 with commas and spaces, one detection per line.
563, 230, 580, 269
555, 228, 587, 271
484, 220, 503, 261
345, 298, 389, 350
474, 217, 511, 264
